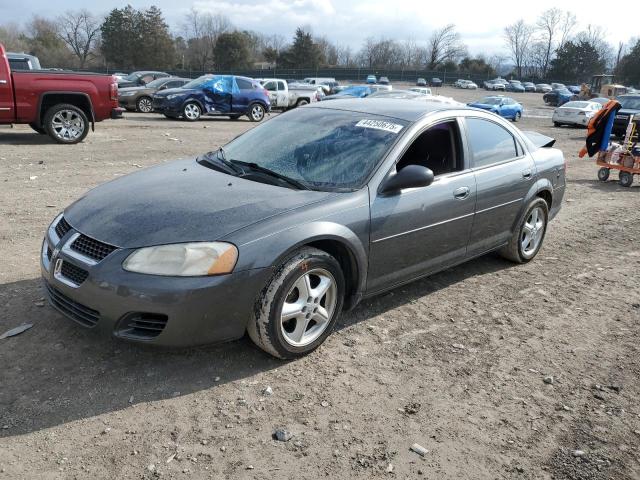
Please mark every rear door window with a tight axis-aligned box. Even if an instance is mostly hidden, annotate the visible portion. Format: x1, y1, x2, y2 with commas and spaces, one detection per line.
466, 118, 518, 168
236, 78, 253, 90
9, 58, 30, 70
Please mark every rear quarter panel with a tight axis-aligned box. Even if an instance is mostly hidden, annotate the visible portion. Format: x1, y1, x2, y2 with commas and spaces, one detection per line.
11, 71, 116, 123
530, 146, 566, 219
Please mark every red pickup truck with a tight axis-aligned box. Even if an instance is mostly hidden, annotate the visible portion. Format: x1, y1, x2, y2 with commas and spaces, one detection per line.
0, 44, 123, 144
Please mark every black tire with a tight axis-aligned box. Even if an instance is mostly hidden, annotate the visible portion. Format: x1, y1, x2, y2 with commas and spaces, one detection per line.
29, 123, 46, 135
597, 167, 610, 182
136, 96, 153, 113
619, 171, 634, 187
513, 111, 521, 122
43, 103, 89, 144
296, 98, 310, 107
182, 102, 201, 121
499, 198, 549, 264
248, 102, 266, 122
247, 247, 345, 359
554, 122, 561, 127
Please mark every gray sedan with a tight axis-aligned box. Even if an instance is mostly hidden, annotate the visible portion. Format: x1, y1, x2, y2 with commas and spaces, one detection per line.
42, 99, 566, 358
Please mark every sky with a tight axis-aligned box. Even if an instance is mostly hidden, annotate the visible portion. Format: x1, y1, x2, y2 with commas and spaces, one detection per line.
1, 0, 637, 56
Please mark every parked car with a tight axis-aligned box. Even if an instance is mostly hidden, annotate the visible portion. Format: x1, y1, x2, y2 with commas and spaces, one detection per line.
378, 76, 390, 85
370, 84, 392, 93
0, 43, 122, 144
590, 97, 610, 106
303, 77, 336, 87
523, 82, 536, 92
7, 52, 41, 70
535, 83, 552, 93
552, 100, 602, 127
409, 87, 432, 95
366, 74, 377, 84
431, 77, 443, 87
258, 78, 320, 109
323, 85, 374, 100
550, 83, 566, 90
612, 95, 640, 138
152, 75, 270, 122
416, 78, 427, 86
113, 72, 128, 80
467, 95, 523, 121
460, 80, 478, 89
41, 97, 565, 358
117, 71, 169, 88
485, 79, 506, 91
454, 79, 465, 88
566, 85, 581, 94
543, 88, 574, 107
506, 80, 526, 93
118, 77, 191, 113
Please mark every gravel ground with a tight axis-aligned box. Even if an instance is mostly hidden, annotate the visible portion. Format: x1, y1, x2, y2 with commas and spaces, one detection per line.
1, 87, 639, 479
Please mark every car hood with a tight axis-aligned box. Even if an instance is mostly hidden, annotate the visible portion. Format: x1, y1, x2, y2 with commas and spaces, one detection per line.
64, 159, 334, 248
468, 103, 496, 110
618, 108, 640, 115
154, 87, 192, 98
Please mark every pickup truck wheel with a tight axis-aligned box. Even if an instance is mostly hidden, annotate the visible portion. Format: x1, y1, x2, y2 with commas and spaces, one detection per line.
29, 123, 46, 135
44, 104, 89, 144
248, 103, 265, 122
182, 102, 201, 121
136, 96, 153, 113
296, 99, 309, 107
499, 198, 548, 263
247, 247, 345, 359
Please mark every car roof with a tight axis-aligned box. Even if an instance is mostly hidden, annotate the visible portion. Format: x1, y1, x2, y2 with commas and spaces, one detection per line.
307, 98, 466, 122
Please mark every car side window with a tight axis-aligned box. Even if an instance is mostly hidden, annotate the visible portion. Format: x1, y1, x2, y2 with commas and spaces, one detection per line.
466, 118, 518, 168
263, 81, 276, 91
236, 78, 253, 90
396, 120, 463, 176
140, 74, 154, 84
278, 81, 286, 91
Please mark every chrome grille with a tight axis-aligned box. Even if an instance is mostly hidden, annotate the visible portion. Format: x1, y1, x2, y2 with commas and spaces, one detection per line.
71, 234, 117, 262
45, 282, 99, 327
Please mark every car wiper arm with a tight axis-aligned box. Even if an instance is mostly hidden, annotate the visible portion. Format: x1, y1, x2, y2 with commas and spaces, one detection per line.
198, 148, 243, 175
233, 161, 308, 190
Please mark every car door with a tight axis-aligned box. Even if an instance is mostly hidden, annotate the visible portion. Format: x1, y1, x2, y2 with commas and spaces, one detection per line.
463, 116, 536, 256
277, 81, 288, 107
262, 80, 278, 104
233, 77, 253, 112
0, 68, 13, 122
367, 119, 477, 293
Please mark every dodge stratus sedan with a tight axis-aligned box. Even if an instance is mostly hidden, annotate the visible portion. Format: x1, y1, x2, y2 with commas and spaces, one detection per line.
42, 99, 565, 359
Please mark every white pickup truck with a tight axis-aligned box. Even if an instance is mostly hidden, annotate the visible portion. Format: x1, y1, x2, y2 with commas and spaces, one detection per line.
257, 78, 320, 109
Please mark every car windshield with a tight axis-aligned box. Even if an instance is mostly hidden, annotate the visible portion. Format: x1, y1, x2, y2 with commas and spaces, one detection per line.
562, 101, 590, 109
146, 78, 170, 88
620, 97, 640, 110
479, 97, 502, 105
221, 108, 408, 191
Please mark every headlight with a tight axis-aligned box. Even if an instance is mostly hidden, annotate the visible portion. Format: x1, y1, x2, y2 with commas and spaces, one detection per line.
119, 91, 136, 97
167, 94, 182, 100
123, 242, 238, 276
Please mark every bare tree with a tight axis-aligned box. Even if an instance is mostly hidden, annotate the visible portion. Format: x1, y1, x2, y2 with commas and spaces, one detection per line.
0, 22, 28, 51
535, 8, 562, 77
57, 10, 101, 68
183, 9, 232, 70
488, 54, 508, 75
335, 44, 354, 66
504, 20, 534, 78
557, 11, 577, 51
576, 25, 613, 69
426, 24, 467, 70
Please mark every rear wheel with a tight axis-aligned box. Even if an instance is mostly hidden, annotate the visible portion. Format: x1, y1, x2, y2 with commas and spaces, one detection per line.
29, 123, 46, 135
182, 102, 201, 121
597, 168, 610, 182
619, 171, 634, 187
43, 104, 89, 144
248, 103, 266, 122
513, 111, 521, 122
136, 96, 153, 113
247, 248, 345, 359
499, 198, 549, 263
296, 99, 310, 107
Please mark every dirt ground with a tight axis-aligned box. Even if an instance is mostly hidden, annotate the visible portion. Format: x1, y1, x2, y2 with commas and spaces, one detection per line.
1, 87, 639, 480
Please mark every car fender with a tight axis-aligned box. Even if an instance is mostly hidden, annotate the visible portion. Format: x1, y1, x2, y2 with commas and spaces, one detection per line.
236, 220, 369, 304
180, 96, 205, 113
510, 178, 554, 231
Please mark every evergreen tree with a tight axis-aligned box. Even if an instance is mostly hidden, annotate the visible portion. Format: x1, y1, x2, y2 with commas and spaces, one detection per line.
279, 28, 324, 69
213, 31, 251, 70
548, 40, 606, 82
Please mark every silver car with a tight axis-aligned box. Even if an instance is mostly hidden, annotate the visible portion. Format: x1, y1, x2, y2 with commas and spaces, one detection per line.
552, 100, 602, 127
42, 99, 565, 358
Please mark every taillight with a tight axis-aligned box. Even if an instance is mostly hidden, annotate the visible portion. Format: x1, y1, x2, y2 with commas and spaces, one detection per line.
110, 82, 118, 101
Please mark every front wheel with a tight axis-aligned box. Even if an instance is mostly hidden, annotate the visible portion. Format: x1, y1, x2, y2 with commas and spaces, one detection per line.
182, 102, 201, 121
296, 99, 309, 107
136, 96, 153, 113
499, 198, 549, 263
248, 103, 266, 122
247, 248, 345, 359
597, 167, 610, 182
619, 171, 634, 187
43, 104, 89, 144
513, 111, 521, 122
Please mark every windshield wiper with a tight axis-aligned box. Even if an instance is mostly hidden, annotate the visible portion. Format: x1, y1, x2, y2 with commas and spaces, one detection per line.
198, 148, 243, 175
233, 160, 308, 190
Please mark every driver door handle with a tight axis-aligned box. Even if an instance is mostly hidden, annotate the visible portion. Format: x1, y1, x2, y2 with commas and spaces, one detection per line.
522, 169, 532, 179
453, 186, 470, 200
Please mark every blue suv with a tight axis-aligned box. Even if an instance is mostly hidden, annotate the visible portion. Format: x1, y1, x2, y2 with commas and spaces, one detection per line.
152, 75, 271, 122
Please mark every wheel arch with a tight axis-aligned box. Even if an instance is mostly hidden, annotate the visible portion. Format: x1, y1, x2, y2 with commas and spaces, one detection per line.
510, 180, 553, 232
181, 97, 205, 113
38, 92, 95, 130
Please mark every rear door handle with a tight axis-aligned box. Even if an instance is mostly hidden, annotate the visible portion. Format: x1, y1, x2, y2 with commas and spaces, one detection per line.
522, 170, 532, 179
453, 186, 470, 200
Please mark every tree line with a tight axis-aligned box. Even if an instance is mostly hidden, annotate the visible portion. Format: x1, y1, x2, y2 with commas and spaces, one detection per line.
1, 5, 639, 85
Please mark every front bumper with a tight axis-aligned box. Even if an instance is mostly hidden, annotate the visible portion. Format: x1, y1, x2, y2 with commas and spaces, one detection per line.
41, 216, 271, 347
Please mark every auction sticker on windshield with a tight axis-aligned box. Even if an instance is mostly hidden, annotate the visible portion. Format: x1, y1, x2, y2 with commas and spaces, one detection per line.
355, 119, 404, 134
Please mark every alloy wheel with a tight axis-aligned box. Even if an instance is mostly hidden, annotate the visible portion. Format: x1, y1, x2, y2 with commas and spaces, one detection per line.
184, 103, 201, 120
137, 97, 153, 113
251, 104, 265, 121
51, 110, 85, 142
280, 268, 337, 347
521, 206, 545, 256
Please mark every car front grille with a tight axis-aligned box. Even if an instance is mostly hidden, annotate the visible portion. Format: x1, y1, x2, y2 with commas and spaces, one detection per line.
118, 313, 168, 340
71, 234, 117, 262
60, 261, 89, 285
45, 282, 99, 327
55, 216, 72, 238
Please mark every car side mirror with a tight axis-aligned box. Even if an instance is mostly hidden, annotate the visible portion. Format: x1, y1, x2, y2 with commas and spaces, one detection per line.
380, 165, 434, 194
